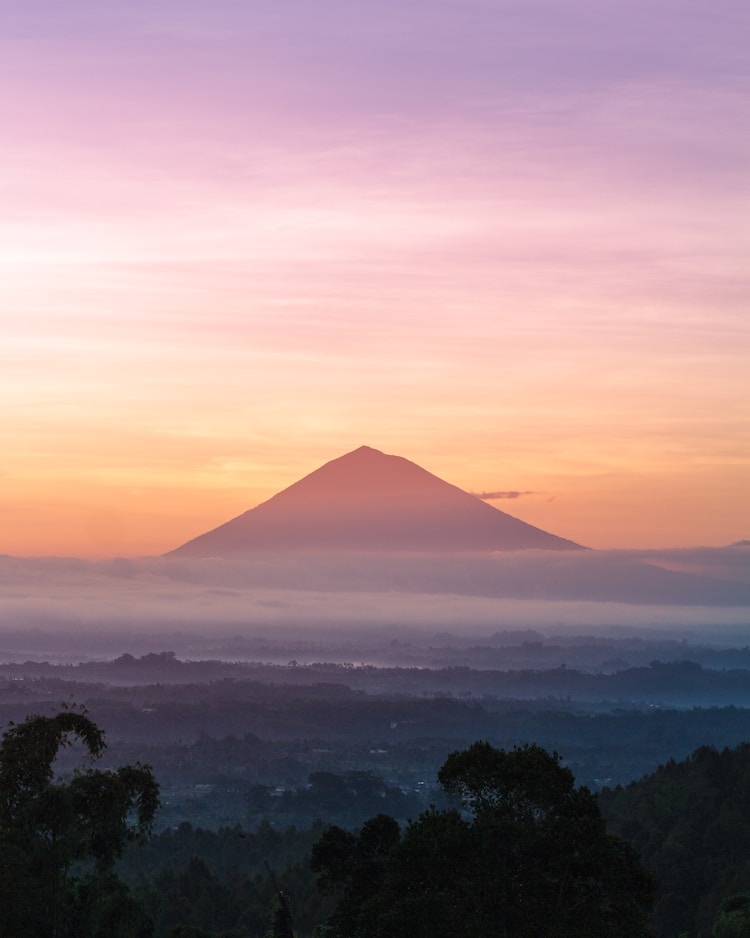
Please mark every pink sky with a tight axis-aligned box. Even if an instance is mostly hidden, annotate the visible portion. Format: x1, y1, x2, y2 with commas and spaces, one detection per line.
1, 0, 748, 556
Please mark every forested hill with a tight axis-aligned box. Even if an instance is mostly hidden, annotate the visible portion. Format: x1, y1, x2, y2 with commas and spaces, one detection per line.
600, 743, 750, 937
114, 742, 750, 938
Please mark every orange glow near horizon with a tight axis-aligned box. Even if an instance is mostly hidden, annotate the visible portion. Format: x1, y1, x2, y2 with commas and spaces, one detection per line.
2, 2, 748, 557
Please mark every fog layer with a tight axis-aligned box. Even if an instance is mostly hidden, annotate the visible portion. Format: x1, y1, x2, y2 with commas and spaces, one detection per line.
0, 547, 747, 647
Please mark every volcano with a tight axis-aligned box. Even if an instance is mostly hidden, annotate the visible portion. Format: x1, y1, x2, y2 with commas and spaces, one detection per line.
170, 446, 582, 556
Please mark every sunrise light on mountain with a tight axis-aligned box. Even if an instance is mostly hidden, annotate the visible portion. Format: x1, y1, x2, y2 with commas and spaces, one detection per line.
2, 1, 748, 557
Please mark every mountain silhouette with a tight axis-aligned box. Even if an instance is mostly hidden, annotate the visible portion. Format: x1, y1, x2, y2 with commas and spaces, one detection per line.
169, 445, 583, 556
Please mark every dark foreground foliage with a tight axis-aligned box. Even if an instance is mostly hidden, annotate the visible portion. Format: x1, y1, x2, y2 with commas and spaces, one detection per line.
600, 742, 750, 938
120, 821, 331, 937
312, 742, 656, 938
10, 706, 750, 938
0, 709, 159, 937
122, 741, 750, 937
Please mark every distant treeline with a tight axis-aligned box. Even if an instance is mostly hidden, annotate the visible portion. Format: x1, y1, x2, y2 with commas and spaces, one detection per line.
6, 652, 750, 706
6, 662, 750, 812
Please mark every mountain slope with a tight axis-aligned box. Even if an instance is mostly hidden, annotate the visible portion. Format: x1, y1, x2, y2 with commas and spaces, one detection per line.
169, 446, 583, 556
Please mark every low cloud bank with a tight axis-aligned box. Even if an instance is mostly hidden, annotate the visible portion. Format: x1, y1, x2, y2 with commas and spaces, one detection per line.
0, 547, 748, 648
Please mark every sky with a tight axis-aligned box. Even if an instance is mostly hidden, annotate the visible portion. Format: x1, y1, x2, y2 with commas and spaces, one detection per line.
1, 0, 748, 557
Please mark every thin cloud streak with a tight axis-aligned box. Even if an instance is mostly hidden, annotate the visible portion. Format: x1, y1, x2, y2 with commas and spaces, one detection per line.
475, 491, 537, 501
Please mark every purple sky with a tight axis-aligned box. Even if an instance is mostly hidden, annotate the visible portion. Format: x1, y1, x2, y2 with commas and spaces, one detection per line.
1, 0, 748, 555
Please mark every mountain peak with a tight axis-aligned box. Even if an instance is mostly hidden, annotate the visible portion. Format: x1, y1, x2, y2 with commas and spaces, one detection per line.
351, 444, 382, 454
169, 447, 583, 556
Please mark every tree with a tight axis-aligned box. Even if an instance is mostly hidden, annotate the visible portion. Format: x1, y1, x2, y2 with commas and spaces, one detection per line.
0, 708, 159, 937
266, 891, 296, 938
713, 894, 750, 937
599, 743, 750, 937
435, 742, 656, 937
368, 807, 474, 938
313, 742, 656, 938
311, 813, 401, 937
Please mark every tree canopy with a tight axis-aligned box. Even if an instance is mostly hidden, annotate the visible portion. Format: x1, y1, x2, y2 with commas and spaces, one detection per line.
0, 708, 159, 937
600, 743, 750, 937
313, 741, 656, 938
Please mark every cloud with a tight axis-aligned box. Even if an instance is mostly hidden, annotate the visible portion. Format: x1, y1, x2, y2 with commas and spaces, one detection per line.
475, 490, 536, 500
0, 551, 748, 664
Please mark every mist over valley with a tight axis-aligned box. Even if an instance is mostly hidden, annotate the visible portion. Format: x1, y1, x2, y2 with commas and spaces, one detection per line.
1, 449, 748, 937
